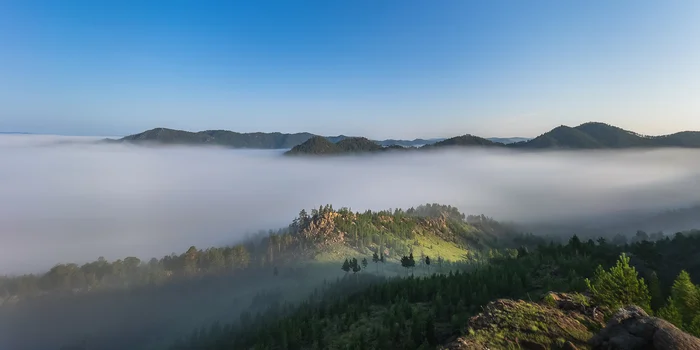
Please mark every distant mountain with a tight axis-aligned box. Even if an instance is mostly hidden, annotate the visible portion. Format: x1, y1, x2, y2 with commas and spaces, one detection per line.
115, 128, 316, 149
305, 135, 445, 148
509, 125, 603, 149
0, 132, 31, 135
112, 128, 447, 149
285, 136, 341, 155
111, 122, 700, 154
286, 136, 385, 155
510, 122, 700, 149
287, 133, 506, 155
653, 131, 700, 148
428, 134, 504, 148
335, 135, 523, 147
487, 137, 531, 144
375, 138, 445, 147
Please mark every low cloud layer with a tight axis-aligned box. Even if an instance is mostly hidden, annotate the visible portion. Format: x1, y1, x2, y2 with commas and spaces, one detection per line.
2, 135, 700, 274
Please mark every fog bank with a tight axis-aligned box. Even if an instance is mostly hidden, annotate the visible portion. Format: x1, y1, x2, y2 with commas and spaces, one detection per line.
2, 135, 700, 273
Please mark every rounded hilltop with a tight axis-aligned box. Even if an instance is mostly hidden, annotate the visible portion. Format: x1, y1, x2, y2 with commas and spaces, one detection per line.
285, 136, 383, 155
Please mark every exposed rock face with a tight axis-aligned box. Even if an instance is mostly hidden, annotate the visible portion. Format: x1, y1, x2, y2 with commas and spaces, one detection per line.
590, 305, 700, 350
441, 296, 602, 350
299, 212, 345, 246
543, 291, 605, 323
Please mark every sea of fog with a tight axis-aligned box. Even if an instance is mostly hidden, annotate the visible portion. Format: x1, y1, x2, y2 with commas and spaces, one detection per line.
1, 134, 700, 274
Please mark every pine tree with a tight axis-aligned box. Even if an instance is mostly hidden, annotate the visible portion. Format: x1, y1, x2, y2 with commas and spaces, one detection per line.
372, 252, 379, 274
379, 252, 385, 274
400, 255, 410, 276
670, 270, 700, 326
585, 253, 651, 313
361, 258, 368, 270
688, 314, 700, 337
425, 314, 437, 345
658, 297, 684, 328
351, 258, 361, 275
648, 271, 663, 311
341, 259, 351, 274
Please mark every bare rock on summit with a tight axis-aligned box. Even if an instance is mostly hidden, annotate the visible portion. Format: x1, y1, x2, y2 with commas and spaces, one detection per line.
440, 297, 599, 350
589, 305, 700, 350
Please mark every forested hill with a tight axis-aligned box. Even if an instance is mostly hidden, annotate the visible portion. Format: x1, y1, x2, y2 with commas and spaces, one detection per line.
0, 204, 518, 304
7, 205, 700, 350
1, 204, 526, 350
425, 134, 504, 148
177, 230, 700, 350
111, 128, 317, 149
285, 122, 700, 155
510, 122, 700, 149
105, 122, 700, 154
107, 128, 450, 149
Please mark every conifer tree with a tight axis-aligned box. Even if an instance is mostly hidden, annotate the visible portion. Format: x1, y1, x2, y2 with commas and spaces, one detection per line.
400, 255, 410, 276
670, 270, 700, 326
585, 253, 651, 313
372, 252, 379, 274
341, 259, 351, 274
658, 296, 684, 329
689, 315, 700, 337
379, 252, 385, 274
648, 271, 663, 311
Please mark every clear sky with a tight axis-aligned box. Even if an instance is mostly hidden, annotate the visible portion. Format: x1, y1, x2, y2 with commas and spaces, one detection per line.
1, 0, 699, 139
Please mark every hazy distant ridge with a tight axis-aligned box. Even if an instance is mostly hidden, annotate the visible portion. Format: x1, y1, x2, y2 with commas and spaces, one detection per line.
111, 122, 700, 154
511, 122, 700, 149
109, 127, 527, 149
287, 122, 700, 155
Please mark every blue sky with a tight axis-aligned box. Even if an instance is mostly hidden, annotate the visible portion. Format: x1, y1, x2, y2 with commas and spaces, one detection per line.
0, 0, 699, 139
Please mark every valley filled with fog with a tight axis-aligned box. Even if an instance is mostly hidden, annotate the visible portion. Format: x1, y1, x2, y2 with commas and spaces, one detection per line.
2, 134, 700, 274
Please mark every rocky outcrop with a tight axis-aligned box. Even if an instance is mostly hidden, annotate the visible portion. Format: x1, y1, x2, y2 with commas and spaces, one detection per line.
543, 291, 604, 321
441, 295, 603, 350
299, 211, 346, 246
590, 305, 700, 350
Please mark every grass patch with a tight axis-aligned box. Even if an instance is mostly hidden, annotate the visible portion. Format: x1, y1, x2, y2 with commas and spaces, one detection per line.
461, 299, 598, 349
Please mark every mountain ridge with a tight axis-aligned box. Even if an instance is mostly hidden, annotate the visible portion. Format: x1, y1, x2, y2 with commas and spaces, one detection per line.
106, 121, 700, 155
107, 127, 529, 149
288, 121, 700, 155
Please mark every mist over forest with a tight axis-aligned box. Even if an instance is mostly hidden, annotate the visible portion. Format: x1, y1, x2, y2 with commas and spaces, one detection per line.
2, 134, 700, 274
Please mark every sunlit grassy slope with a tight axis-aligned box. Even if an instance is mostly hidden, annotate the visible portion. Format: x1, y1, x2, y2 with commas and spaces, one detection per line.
293, 204, 512, 267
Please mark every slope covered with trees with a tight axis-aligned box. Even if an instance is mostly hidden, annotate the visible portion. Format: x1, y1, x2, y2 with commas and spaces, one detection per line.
424, 134, 504, 148
5, 204, 700, 350
111, 129, 448, 150
1, 204, 513, 303
115, 128, 317, 149
510, 122, 700, 150
0, 204, 522, 350
285, 136, 387, 155
180, 231, 700, 350
509, 125, 605, 149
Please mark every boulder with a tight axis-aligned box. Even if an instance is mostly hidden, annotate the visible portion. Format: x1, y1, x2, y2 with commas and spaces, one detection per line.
590, 305, 700, 350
